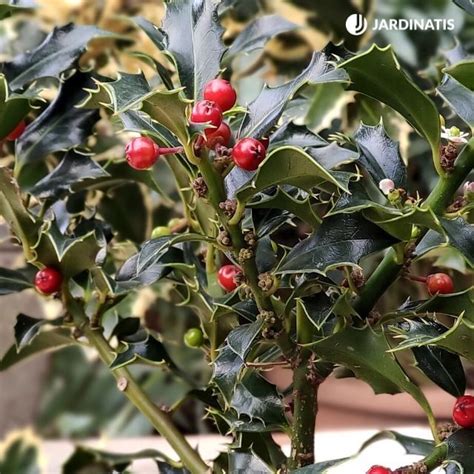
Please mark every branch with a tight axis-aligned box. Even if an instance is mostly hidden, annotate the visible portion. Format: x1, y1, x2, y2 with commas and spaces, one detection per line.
65, 292, 209, 474
354, 139, 474, 316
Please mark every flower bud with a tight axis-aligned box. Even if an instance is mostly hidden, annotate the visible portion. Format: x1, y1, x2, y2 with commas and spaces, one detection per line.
379, 178, 395, 195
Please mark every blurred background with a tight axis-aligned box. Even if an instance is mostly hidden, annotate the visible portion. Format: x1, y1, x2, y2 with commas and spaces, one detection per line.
0, 0, 473, 453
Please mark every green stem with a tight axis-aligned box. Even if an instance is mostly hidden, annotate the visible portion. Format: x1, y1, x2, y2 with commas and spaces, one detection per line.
66, 294, 208, 474
354, 139, 474, 316
190, 148, 295, 355
289, 301, 319, 469
421, 443, 448, 472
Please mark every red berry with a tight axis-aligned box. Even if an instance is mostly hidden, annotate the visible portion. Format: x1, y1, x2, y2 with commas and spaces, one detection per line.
34, 267, 63, 295
453, 395, 474, 428
367, 467, 392, 474
203, 79, 237, 112
190, 100, 222, 127
426, 273, 454, 295
6, 120, 26, 141
232, 137, 267, 171
125, 136, 159, 170
204, 122, 231, 149
217, 264, 240, 292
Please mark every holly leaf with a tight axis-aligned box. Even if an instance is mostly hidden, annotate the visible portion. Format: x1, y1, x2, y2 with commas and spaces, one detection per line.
14, 313, 64, 350
438, 73, 474, 129
82, 72, 151, 114
212, 320, 263, 403
390, 293, 474, 363
439, 217, 474, 266
445, 429, 474, 474
16, 71, 100, 169
0, 74, 43, 139
340, 45, 441, 172
140, 89, 191, 145
110, 335, 172, 370
28, 150, 108, 199
225, 14, 297, 61
309, 325, 437, 434
32, 221, 101, 277
278, 213, 398, 275
270, 121, 327, 149
0, 168, 40, 251
235, 146, 349, 206
354, 122, 407, 188
228, 452, 272, 473
161, 0, 225, 99
231, 371, 287, 427
63, 446, 174, 474
0, 328, 73, 371
212, 345, 244, 404
393, 319, 467, 397
247, 188, 320, 228
115, 236, 185, 289
359, 430, 434, 456
305, 143, 358, 170
1, 24, 119, 91
239, 51, 349, 139
116, 110, 180, 147
0, 267, 33, 294
291, 458, 351, 473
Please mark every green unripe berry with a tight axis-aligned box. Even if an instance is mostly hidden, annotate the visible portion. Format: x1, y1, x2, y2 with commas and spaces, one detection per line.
151, 226, 171, 239
168, 217, 182, 229
184, 328, 204, 348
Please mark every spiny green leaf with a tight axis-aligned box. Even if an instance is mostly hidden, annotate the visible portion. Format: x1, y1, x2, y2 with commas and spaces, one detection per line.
63, 445, 174, 474
110, 335, 172, 370
16, 71, 100, 169
231, 371, 286, 428
82, 72, 151, 114
162, 0, 225, 99
354, 122, 407, 188
235, 146, 349, 205
308, 325, 437, 436
228, 452, 272, 473
359, 430, 434, 456
2, 24, 120, 91
14, 314, 64, 350
0, 167, 40, 254
247, 188, 320, 228
278, 213, 398, 275
225, 14, 297, 61
439, 217, 474, 266
445, 429, 474, 473
240, 51, 349, 139
32, 222, 101, 277
340, 45, 441, 172
395, 319, 466, 397
28, 150, 108, 199
0, 267, 33, 295
0, 328, 73, 371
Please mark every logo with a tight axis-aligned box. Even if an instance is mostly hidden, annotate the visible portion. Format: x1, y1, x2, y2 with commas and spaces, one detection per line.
345, 14, 368, 36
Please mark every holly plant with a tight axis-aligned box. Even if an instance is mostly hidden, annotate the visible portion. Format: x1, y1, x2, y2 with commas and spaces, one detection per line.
0, 1, 474, 473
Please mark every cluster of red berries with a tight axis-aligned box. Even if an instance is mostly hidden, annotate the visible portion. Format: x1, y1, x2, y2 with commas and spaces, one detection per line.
190, 78, 267, 171
125, 78, 268, 171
